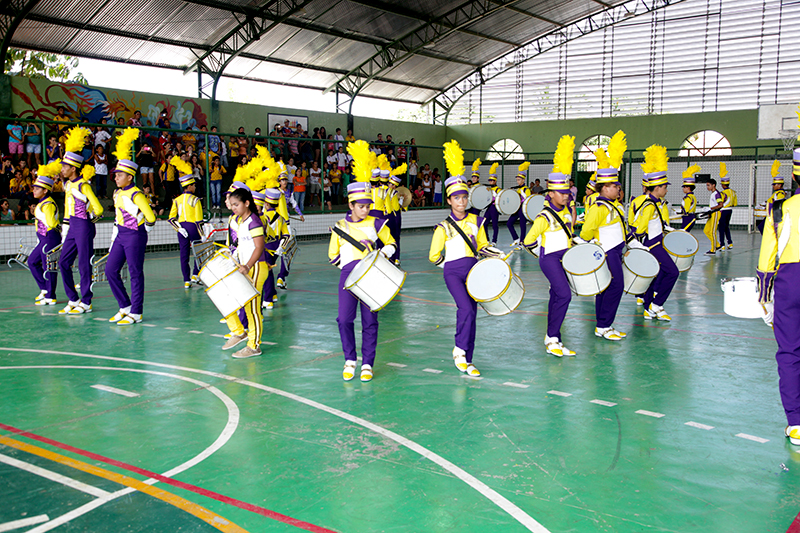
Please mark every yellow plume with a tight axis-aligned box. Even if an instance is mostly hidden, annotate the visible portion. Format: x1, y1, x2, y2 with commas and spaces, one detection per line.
391, 163, 407, 176
247, 170, 267, 192
367, 151, 377, 173
64, 126, 91, 154
594, 148, 610, 169
472, 158, 482, 172
640, 145, 669, 174
347, 140, 372, 183
255, 145, 275, 169
719, 162, 727, 178
518, 161, 531, 173
81, 165, 95, 182
377, 154, 391, 172
37, 159, 62, 178
607, 130, 627, 169
552, 135, 575, 175
113, 128, 139, 163
170, 155, 192, 177
771, 159, 782, 178
489, 162, 499, 175
443, 140, 465, 178
682, 164, 701, 179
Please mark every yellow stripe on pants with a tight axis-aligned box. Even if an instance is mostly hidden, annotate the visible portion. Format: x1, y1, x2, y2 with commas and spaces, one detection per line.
245, 261, 269, 349
704, 211, 720, 252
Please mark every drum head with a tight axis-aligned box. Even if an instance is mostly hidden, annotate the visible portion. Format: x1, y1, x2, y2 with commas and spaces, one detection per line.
562, 243, 605, 275
466, 258, 512, 301
523, 195, 545, 221
344, 250, 379, 288
469, 186, 493, 210
624, 248, 660, 277
663, 230, 699, 256
497, 190, 522, 215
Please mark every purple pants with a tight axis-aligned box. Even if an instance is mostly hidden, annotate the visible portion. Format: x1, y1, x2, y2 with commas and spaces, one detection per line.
29, 230, 60, 299
262, 252, 277, 304
642, 237, 679, 308
682, 214, 696, 232
595, 243, 624, 329
278, 256, 290, 280
106, 226, 147, 314
539, 249, 571, 339
387, 212, 401, 262
507, 210, 527, 241
178, 222, 201, 282
484, 204, 499, 243
443, 257, 478, 363
59, 218, 96, 304
338, 262, 379, 365
718, 210, 733, 246
774, 262, 800, 425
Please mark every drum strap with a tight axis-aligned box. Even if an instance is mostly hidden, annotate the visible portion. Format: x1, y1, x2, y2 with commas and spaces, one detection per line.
332, 225, 367, 252
640, 199, 667, 229
595, 199, 632, 241
542, 206, 573, 243
445, 216, 479, 257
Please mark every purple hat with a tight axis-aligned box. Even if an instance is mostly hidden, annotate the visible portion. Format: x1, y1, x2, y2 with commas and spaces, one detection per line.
251, 190, 266, 203
596, 167, 620, 185
179, 175, 195, 186
34, 175, 55, 191
265, 188, 281, 204
63, 151, 84, 168
547, 173, 571, 191
445, 176, 469, 197
227, 181, 250, 194
347, 181, 372, 203
113, 159, 138, 177
643, 171, 669, 187
389, 174, 402, 185
793, 148, 800, 177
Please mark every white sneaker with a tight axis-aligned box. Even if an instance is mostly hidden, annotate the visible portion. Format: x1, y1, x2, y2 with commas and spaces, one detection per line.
68, 302, 92, 314
117, 313, 142, 325
343, 361, 357, 381
453, 347, 468, 372
545, 335, 575, 357
35, 290, 47, 302
595, 327, 624, 341
360, 364, 373, 382
636, 297, 644, 306
59, 301, 79, 315
109, 306, 131, 323
262, 301, 274, 309
786, 426, 800, 446
644, 303, 671, 321
276, 278, 287, 290
35, 298, 57, 306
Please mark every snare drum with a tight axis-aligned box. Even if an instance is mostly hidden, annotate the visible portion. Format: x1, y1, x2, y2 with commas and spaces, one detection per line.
662, 230, 699, 272
468, 186, 493, 210
523, 195, 545, 222
345, 250, 406, 312
721, 277, 765, 319
465, 257, 525, 316
199, 250, 259, 317
496, 189, 522, 216
753, 207, 767, 219
622, 248, 659, 295
562, 243, 611, 296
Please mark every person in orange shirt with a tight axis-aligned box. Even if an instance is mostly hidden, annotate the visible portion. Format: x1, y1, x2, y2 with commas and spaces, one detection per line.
292, 168, 306, 209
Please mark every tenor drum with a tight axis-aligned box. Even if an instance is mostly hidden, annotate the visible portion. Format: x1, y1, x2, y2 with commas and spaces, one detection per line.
753, 207, 767, 219
468, 186, 493, 210
721, 277, 764, 319
622, 248, 659, 295
496, 189, 522, 216
663, 230, 699, 272
562, 243, 611, 296
466, 257, 525, 316
345, 250, 406, 312
523, 195, 545, 222
199, 250, 258, 318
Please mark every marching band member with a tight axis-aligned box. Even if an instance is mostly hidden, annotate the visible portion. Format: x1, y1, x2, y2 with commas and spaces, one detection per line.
29, 160, 62, 306
627, 185, 650, 306
523, 135, 577, 356
385, 163, 407, 265
105, 128, 156, 325
329, 140, 396, 382
633, 145, 678, 321
168, 156, 203, 289
369, 153, 385, 220
430, 140, 504, 375
507, 161, 531, 247
578, 130, 636, 341
676, 166, 699, 231
584, 177, 599, 212
276, 162, 304, 290
702, 178, 724, 255
58, 126, 103, 315
756, 145, 800, 448
756, 160, 787, 234
719, 165, 737, 250
466, 159, 484, 216
253, 149, 289, 310
484, 165, 501, 245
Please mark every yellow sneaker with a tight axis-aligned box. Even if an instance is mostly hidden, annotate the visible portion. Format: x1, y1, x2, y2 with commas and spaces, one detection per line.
360, 364, 373, 382
453, 347, 468, 372
465, 364, 480, 377
786, 426, 800, 445
117, 313, 142, 325
595, 327, 624, 341
343, 361, 357, 381
59, 301, 79, 315
68, 302, 92, 314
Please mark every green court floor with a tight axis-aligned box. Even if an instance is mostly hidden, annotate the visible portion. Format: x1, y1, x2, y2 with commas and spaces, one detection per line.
1, 228, 798, 532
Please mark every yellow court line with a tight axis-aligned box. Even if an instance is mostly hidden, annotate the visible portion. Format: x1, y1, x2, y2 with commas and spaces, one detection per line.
0, 434, 248, 533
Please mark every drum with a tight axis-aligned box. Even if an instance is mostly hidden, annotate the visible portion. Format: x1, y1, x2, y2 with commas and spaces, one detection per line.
561, 243, 611, 296
496, 189, 522, 216
753, 207, 767, 219
199, 250, 259, 318
345, 250, 406, 312
397, 186, 413, 208
466, 257, 525, 316
622, 248, 659, 295
468, 185, 493, 210
7, 238, 36, 270
91, 253, 127, 288
662, 230, 699, 272
721, 277, 765, 319
282, 235, 299, 264
523, 195, 545, 222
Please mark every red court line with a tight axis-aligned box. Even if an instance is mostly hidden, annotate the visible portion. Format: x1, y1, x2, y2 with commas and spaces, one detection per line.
787, 512, 800, 533
0, 422, 337, 533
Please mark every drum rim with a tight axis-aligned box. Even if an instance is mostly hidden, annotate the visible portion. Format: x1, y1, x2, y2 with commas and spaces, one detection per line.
561, 244, 608, 276
353, 270, 407, 312
564, 272, 611, 297
479, 274, 526, 315
496, 189, 522, 214
662, 230, 699, 258
622, 248, 660, 278
199, 249, 235, 277
466, 257, 513, 302
344, 249, 380, 290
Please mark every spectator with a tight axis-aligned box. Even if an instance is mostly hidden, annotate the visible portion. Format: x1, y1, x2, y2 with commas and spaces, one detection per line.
236, 127, 248, 160
92, 144, 109, 198
433, 172, 442, 206
345, 129, 355, 143
191, 153, 205, 197
197, 125, 208, 153
374, 133, 385, 154
288, 132, 299, 160
281, 119, 293, 136
398, 141, 407, 163
341, 162, 352, 190
386, 134, 394, 154
159, 151, 180, 210
421, 163, 431, 188
94, 121, 111, 152
52, 105, 71, 141
208, 125, 221, 156
209, 155, 225, 210
46, 135, 62, 162
335, 146, 350, 174
430, 168, 441, 205
81, 130, 94, 163
293, 168, 306, 208
326, 134, 335, 154
322, 164, 333, 212
569, 178, 577, 199
300, 132, 314, 163
0, 158, 13, 197
421, 168, 432, 204
24, 121, 42, 167
408, 160, 418, 188
286, 157, 297, 193
142, 184, 159, 215
329, 163, 341, 203
412, 186, 425, 208
157, 129, 171, 158
308, 161, 322, 207
387, 148, 397, 168
334, 128, 345, 150
326, 148, 336, 170
156, 110, 170, 129
19, 199, 36, 222
7, 115, 23, 163
409, 138, 418, 162
182, 128, 197, 152
531, 178, 544, 194
128, 110, 143, 128
312, 127, 323, 162
136, 144, 156, 194
0, 198, 14, 221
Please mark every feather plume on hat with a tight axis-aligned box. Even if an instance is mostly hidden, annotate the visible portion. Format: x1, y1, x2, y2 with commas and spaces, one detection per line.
594, 148, 610, 170
720, 162, 728, 178
443, 140, 465, 178
772, 159, 782, 178
391, 163, 407, 176
64, 126, 91, 154
377, 154, 391, 172
607, 130, 627, 169
170, 155, 192, 178
472, 158, 482, 172
489, 162, 499, 175
518, 161, 531, 173
640, 145, 669, 174
81, 165, 95, 182
37, 160, 62, 178
682, 164, 701, 179
347, 140, 372, 183
552, 135, 575, 175
113, 128, 139, 164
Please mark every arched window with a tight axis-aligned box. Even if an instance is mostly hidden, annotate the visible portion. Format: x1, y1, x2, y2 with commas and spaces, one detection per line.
486, 139, 524, 161
577, 134, 612, 172
679, 131, 732, 157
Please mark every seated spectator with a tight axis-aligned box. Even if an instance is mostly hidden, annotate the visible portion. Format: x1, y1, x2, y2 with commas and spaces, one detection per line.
531, 178, 544, 194
412, 186, 425, 208
0, 198, 14, 221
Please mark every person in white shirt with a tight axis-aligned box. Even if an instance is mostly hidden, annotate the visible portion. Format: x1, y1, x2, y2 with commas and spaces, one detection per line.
408, 160, 418, 187
309, 161, 322, 207
334, 128, 345, 151
335, 146, 351, 172
286, 158, 297, 193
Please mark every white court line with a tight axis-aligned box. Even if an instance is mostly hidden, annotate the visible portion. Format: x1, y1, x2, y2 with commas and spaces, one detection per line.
590, 399, 617, 407
422, 368, 443, 374
262, 341, 277, 346
90, 384, 140, 398
289, 345, 305, 350
93, 318, 106, 322
187, 330, 204, 334
164, 327, 179, 331
0, 452, 109, 498
314, 350, 330, 354
461, 375, 483, 380
2, 348, 550, 533
685, 421, 715, 430
0, 515, 50, 532
0, 310, 10, 313
547, 390, 572, 397
18, 311, 33, 314
386, 362, 407, 368
735, 433, 769, 444
209, 334, 226, 338
635, 410, 665, 418
503, 382, 529, 389
140, 324, 156, 327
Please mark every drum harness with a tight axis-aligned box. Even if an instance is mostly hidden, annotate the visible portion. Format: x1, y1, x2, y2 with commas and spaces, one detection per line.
332, 224, 368, 253
595, 199, 637, 246
542, 206, 574, 245
445, 216, 479, 257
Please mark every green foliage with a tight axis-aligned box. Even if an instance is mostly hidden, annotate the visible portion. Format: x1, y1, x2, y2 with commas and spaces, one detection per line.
4, 48, 88, 85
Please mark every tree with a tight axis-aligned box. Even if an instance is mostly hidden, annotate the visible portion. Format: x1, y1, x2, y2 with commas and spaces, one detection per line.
4, 48, 88, 84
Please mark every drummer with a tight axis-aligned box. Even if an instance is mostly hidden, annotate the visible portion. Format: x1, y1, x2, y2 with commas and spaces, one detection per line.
756, 160, 787, 234
430, 141, 504, 375
467, 161, 488, 216
632, 145, 679, 321
29, 160, 62, 306
258, 169, 290, 311
719, 165, 737, 250
386, 164, 407, 265
702, 178, 724, 255
507, 161, 531, 247
583, 177, 598, 213
167, 156, 204, 289
329, 140, 396, 382
276, 162, 304, 291
676, 167, 698, 231
523, 135, 577, 357
485, 166, 501, 245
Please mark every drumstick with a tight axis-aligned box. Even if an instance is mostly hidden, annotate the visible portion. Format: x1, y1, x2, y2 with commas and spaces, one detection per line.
502, 248, 519, 262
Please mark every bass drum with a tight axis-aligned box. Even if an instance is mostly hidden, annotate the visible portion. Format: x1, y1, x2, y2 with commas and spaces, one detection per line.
468, 185, 493, 210
466, 257, 525, 316
721, 277, 766, 319
523, 195, 545, 222
496, 189, 522, 215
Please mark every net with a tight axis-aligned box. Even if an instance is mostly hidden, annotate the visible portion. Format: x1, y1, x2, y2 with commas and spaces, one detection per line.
779, 129, 798, 152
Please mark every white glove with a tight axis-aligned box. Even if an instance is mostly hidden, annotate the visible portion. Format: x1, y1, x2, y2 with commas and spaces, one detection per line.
399, 197, 405, 206
110, 225, 118, 249
380, 244, 396, 259
762, 302, 774, 328
572, 236, 587, 245
144, 223, 154, 234
276, 245, 285, 256
664, 225, 675, 232
628, 239, 648, 251
61, 224, 69, 244
178, 228, 189, 239
482, 246, 504, 258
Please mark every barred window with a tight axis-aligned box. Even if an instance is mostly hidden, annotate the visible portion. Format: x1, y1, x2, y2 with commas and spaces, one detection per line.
577, 134, 612, 172
486, 139, 524, 161
678, 131, 732, 157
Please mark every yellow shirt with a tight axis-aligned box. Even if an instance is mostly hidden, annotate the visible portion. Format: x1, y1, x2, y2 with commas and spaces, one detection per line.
169, 192, 203, 224
722, 187, 738, 209
35, 196, 59, 234
583, 191, 599, 212
580, 198, 626, 251
113, 185, 156, 229
261, 209, 289, 244
628, 193, 648, 224
632, 195, 669, 240
523, 203, 573, 255
210, 166, 226, 182
429, 213, 490, 266
371, 184, 386, 213
758, 194, 800, 272
64, 178, 103, 221
329, 215, 395, 268
682, 193, 696, 214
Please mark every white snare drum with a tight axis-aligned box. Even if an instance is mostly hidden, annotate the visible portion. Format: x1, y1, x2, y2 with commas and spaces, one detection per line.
199, 250, 258, 318
345, 250, 406, 312
562, 243, 611, 296
663, 230, 699, 272
496, 189, 522, 215
466, 257, 525, 316
753, 207, 767, 219
721, 277, 765, 319
523, 195, 545, 222
622, 248, 659, 295
468, 186, 493, 210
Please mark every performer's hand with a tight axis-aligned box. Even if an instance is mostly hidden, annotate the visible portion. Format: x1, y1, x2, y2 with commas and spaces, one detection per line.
144, 222, 154, 233
664, 225, 675, 232
572, 236, 587, 245
237, 264, 250, 275
762, 302, 774, 328
380, 244, 396, 259
300, 215, 305, 222
178, 228, 189, 239
628, 240, 648, 251
61, 224, 69, 244
481, 246, 504, 258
